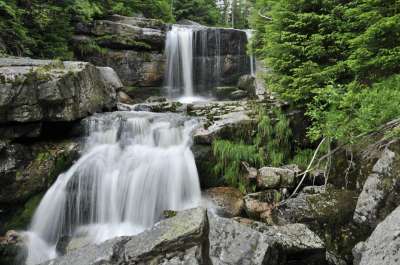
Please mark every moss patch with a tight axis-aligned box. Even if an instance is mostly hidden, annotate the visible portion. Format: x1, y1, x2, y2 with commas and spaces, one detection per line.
4, 193, 44, 231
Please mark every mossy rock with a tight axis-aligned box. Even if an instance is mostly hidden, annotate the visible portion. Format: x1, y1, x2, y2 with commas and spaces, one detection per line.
4, 193, 44, 231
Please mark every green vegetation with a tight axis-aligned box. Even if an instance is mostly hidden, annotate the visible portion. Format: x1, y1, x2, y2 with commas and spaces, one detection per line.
252, 0, 400, 143
0, 0, 223, 59
213, 108, 303, 191
5, 193, 44, 230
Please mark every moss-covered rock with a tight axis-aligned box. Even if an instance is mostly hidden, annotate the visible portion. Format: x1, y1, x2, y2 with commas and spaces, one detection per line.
0, 140, 80, 233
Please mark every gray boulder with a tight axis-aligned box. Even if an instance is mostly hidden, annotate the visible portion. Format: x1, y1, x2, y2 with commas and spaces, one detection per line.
353, 148, 399, 228
0, 58, 117, 125
41, 208, 210, 265
234, 218, 326, 265
237, 74, 256, 97
257, 166, 299, 189
353, 205, 400, 265
208, 214, 271, 265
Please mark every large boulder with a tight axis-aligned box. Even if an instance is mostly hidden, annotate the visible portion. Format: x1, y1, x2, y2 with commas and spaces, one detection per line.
234, 218, 326, 265
41, 208, 210, 265
208, 214, 272, 265
237, 74, 256, 98
352, 205, 400, 265
0, 58, 117, 126
257, 166, 300, 189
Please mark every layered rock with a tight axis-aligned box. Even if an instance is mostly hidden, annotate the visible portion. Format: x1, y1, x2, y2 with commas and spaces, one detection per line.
0, 57, 118, 138
72, 15, 166, 91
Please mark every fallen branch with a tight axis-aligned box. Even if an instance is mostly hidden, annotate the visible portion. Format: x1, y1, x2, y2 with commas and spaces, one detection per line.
279, 137, 327, 206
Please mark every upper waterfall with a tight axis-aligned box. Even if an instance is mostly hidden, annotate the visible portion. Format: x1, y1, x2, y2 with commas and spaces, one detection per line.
24, 111, 201, 265
164, 24, 252, 102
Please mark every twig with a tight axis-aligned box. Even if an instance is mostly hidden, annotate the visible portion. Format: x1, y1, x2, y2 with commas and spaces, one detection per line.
279, 137, 327, 206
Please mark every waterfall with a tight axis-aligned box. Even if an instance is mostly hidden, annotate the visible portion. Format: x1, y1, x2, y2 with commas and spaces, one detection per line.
164, 25, 195, 100
244, 30, 256, 76
24, 111, 201, 265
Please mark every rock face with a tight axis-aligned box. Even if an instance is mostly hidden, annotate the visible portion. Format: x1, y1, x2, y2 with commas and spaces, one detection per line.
73, 15, 166, 90
0, 57, 117, 137
0, 140, 79, 205
353, 205, 400, 265
192, 28, 251, 94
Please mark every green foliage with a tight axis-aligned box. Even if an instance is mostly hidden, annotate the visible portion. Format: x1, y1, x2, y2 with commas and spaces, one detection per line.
213, 140, 263, 191
1, 0, 223, 59
173, 0, 221, 26
5, 193, 44, 230
212, 108, 298, 191
255, 108, 292, 166
252, 0, 400, 143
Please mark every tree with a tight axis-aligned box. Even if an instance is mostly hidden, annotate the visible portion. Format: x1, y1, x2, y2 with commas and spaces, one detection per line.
173, 0, 221, 25
252, 0, 400, 141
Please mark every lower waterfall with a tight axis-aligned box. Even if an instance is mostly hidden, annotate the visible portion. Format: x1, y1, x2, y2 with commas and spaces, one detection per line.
24, 111, 201, 265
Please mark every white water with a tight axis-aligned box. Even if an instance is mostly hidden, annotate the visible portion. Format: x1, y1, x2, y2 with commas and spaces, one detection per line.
245, 30, 256, 76
164, 25, 194, 99
24, 111, 201, 265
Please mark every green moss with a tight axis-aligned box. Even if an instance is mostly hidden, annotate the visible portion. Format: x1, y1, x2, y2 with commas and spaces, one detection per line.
4, 193, 44, 231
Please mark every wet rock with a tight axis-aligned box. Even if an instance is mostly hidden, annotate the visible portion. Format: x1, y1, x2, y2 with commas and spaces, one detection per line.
234, 218, 326, 265
257, 166, 299, 189
41, 208, 210, 265
145, 96, 167, 103
0, 58, 117, 127
77, 49, 165, 87
353, 205, 400, 265
208, 214, 272, 265
237, 74, 256, 97
244, 190, 282, 224
353, 147, 400, 228
0, 230, 27, 265
204, 187, 244, 217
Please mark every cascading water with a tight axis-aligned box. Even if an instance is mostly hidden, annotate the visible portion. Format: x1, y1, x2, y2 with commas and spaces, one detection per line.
24, 111, 201, 265
164, 25, 195, 101
245, 30, 256, 76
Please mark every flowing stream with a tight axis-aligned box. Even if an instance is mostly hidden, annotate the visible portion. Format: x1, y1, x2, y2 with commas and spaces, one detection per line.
24, 112, 201, 265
